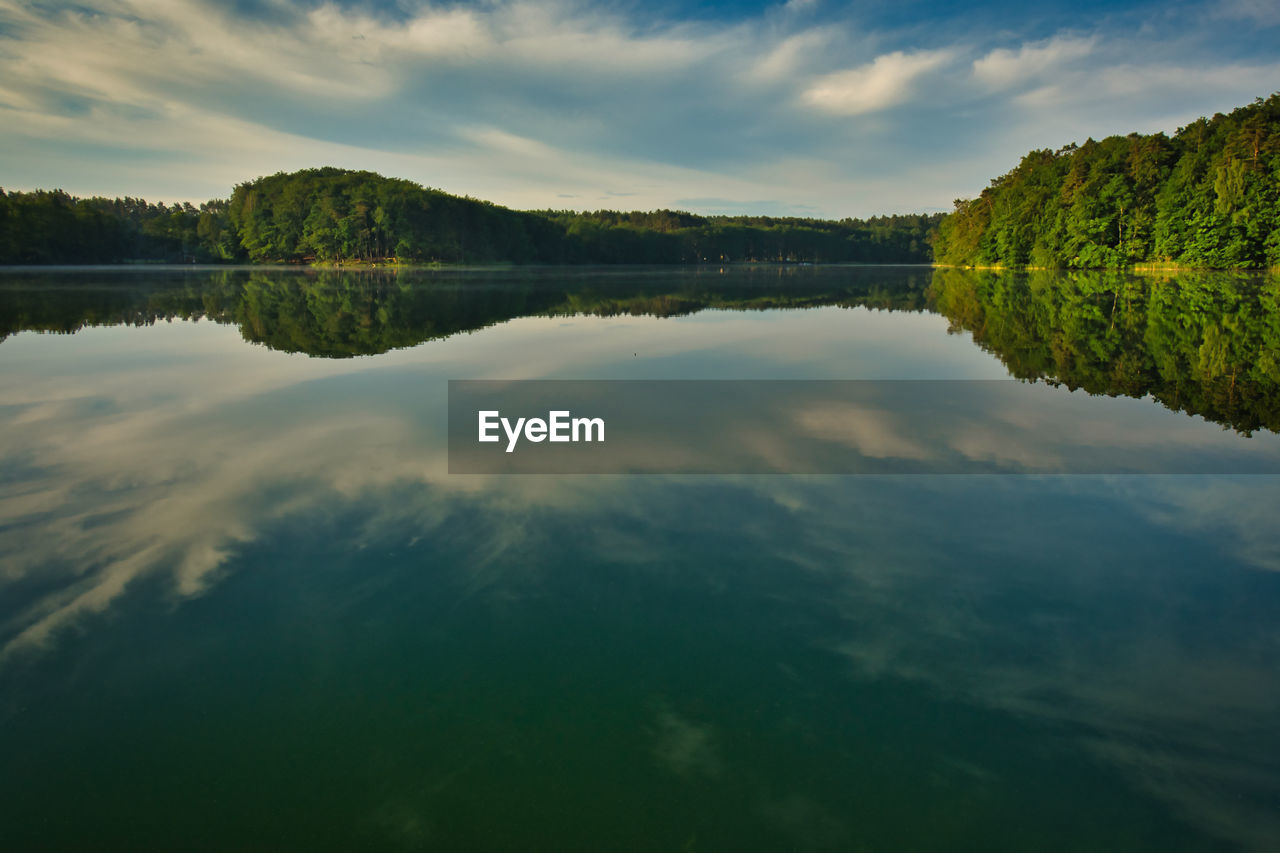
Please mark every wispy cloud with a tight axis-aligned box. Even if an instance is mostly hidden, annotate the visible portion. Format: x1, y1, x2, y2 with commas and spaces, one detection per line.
972, 35, 1097, 88
802, 49, 955, 115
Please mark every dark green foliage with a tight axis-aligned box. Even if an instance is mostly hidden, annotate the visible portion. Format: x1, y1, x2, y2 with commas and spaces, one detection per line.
0, 189, 242, 264
930, 268, 1280, 433
2, 168, 940, 265
536, 209, 939, 264
934, 94, 1280, 269
226, 168, 546, 264
225, 168, 942, 264
0, 267, 933, 355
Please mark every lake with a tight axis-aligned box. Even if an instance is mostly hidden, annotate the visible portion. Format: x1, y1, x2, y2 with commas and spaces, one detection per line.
1, 265, 1278, 851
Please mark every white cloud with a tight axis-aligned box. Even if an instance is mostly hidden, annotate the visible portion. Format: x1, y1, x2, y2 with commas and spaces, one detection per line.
802, 49, 954, 115
751, 29, 832, 81
972, 35, 1096, 88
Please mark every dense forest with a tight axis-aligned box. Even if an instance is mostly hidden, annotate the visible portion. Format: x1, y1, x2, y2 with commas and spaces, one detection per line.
0, 191, 233, 265
0, 168, 939, 265
934, 94, 1280, 269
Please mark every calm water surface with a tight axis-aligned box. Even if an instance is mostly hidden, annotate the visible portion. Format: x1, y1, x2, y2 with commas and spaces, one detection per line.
1, 266, 1278, 851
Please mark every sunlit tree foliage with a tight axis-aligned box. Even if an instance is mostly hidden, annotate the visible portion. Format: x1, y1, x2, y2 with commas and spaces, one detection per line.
934, 94, 1280, 269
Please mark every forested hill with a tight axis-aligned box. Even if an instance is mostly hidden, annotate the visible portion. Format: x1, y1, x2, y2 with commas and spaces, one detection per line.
0, 168, 940, 265
933, 94, 1280, 269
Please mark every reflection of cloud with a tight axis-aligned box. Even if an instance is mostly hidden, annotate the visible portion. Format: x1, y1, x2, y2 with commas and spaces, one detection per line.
651, 707, 721, 778
0, 322, 480, 659
794, 403, 932, 459
752, 475, 1280, 851
10, 307, 992, 657
5, 318, 1278, 658
1109, 477, 1280, 572
370, 799, 433, 849
758, 793, 848, 852
0, 408, 426, 656
610, 475, 1280, 849
4, 307, 1280, 849
946, 425, 1060, 470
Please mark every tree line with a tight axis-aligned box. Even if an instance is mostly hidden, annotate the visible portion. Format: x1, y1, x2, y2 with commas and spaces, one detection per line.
0, 191, 234, 264
0, 167, 940, 265
934, 93, 1280, 269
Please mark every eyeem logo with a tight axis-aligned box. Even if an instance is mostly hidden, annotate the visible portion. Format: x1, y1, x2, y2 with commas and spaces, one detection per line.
478, 410, 606, 453
451, 380, 1280, 475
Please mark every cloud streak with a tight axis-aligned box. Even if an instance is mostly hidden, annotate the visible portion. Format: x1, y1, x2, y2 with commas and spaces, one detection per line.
803, 49, 954, 116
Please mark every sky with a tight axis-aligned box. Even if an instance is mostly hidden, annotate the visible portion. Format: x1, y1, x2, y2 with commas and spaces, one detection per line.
0, 0, 1277, 218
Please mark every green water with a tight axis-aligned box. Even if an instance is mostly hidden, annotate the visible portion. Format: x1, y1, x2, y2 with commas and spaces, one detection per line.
1, 266, 1278, 851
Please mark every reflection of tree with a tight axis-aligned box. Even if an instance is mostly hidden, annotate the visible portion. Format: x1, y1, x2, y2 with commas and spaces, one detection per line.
0, 268, 933, 357
0, 270, 241, 338
930, 269, 1280, 434
7, 266, 1277, 433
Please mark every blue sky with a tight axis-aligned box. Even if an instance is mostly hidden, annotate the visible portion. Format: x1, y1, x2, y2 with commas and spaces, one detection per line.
1, 0, 1277, 217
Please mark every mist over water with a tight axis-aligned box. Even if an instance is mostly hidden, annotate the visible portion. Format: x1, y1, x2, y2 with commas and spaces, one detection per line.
1, 266, 1278, 851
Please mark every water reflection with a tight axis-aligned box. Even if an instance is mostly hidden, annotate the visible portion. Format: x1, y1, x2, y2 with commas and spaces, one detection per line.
3, 266, 1276, 433
931, 269, 1280, 435
0, 266, 930, 356
1, 266, 1279, 850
